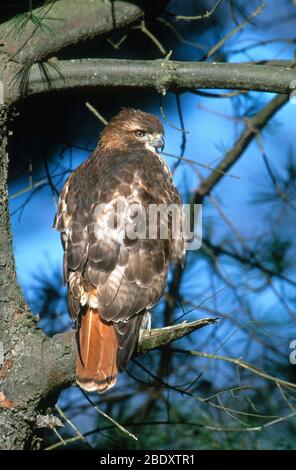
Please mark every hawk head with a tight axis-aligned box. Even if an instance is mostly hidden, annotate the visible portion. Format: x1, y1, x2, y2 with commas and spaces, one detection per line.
99, 108, 164, 153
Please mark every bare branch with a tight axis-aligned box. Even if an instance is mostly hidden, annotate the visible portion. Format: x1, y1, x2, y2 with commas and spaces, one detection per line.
175, 0, 224, 21
6, 58, 296, 104
175, 348, 296, 391
85, 101, 108, 125
134, 20, 167, 56
205, 2, 266, 59
79, 389, 138, 441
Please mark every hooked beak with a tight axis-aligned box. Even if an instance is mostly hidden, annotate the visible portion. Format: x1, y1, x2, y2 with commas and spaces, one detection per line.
151, 135, 164, 153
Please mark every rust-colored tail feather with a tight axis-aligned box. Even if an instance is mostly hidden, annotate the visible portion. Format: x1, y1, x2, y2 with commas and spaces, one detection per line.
76, 308, 118, 393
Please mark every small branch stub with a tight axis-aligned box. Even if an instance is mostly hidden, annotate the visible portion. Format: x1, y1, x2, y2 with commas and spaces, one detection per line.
138, 317, 219, 354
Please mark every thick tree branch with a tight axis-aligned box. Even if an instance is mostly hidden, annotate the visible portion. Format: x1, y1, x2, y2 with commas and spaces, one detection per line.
0, 0, 160, 64
6, 58, 296, 104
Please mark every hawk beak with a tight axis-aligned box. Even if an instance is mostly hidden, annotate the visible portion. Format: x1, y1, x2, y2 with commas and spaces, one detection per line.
152, 136, 164, 153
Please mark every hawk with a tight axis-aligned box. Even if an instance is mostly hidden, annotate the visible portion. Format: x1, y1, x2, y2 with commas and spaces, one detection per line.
54, 108, 185, 393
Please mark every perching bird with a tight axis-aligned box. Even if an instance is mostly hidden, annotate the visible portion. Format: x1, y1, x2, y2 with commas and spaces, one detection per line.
54, 108, 185, 393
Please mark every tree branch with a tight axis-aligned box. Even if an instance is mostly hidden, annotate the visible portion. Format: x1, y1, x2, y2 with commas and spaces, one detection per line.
6, 58, 296, 104
138, 317, 218, 353
0, 0, 161, 64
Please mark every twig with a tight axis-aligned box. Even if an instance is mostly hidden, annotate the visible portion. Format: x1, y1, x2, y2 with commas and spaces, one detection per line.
175, 0, 224, 21
157, 17, 206, 51
52, 427, 66, 447
163, 151, 239, 179
85, 102, 108, 126
228, 37, 296, 56
45, 435, 85, 450
190, 89, 248, 99
194, 93, 289, 202
202, 238, 296, 288
55, 405, 91, 449
107, 34, 128, 50
205, 2, 266, 59
172, 93, 187, 172
79, 389, 138, 441
159, 96, 189, 132
247, 410, 296, 431
175, 349, 296, 390
44, 416, 288, 451
134, 20, 167, 56
173, 287, 227, 324
202, 385, 254, 402
216, 394, 248, 426
277, 384, 296, 413
44, 147, 59, 196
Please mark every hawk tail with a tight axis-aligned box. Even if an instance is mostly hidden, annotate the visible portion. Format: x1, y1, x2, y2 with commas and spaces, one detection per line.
76, 308, 118, 393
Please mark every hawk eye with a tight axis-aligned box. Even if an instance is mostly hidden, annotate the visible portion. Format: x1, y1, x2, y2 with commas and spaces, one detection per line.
135, 130, 145, 138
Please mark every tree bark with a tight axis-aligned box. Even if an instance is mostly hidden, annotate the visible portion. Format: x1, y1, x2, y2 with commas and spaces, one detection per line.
5, 58, 296, 104
0, 106, 78, 448
0, 0, 157, 63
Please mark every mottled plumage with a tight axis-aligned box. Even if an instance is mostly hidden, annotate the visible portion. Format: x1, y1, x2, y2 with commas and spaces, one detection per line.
54, 108, 185, 392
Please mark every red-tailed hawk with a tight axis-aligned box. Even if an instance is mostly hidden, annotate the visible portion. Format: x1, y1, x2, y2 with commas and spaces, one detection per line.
54, 108, 185, 393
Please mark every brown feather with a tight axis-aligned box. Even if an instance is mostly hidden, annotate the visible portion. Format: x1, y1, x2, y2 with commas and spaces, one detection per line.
76, 308, 118, 393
